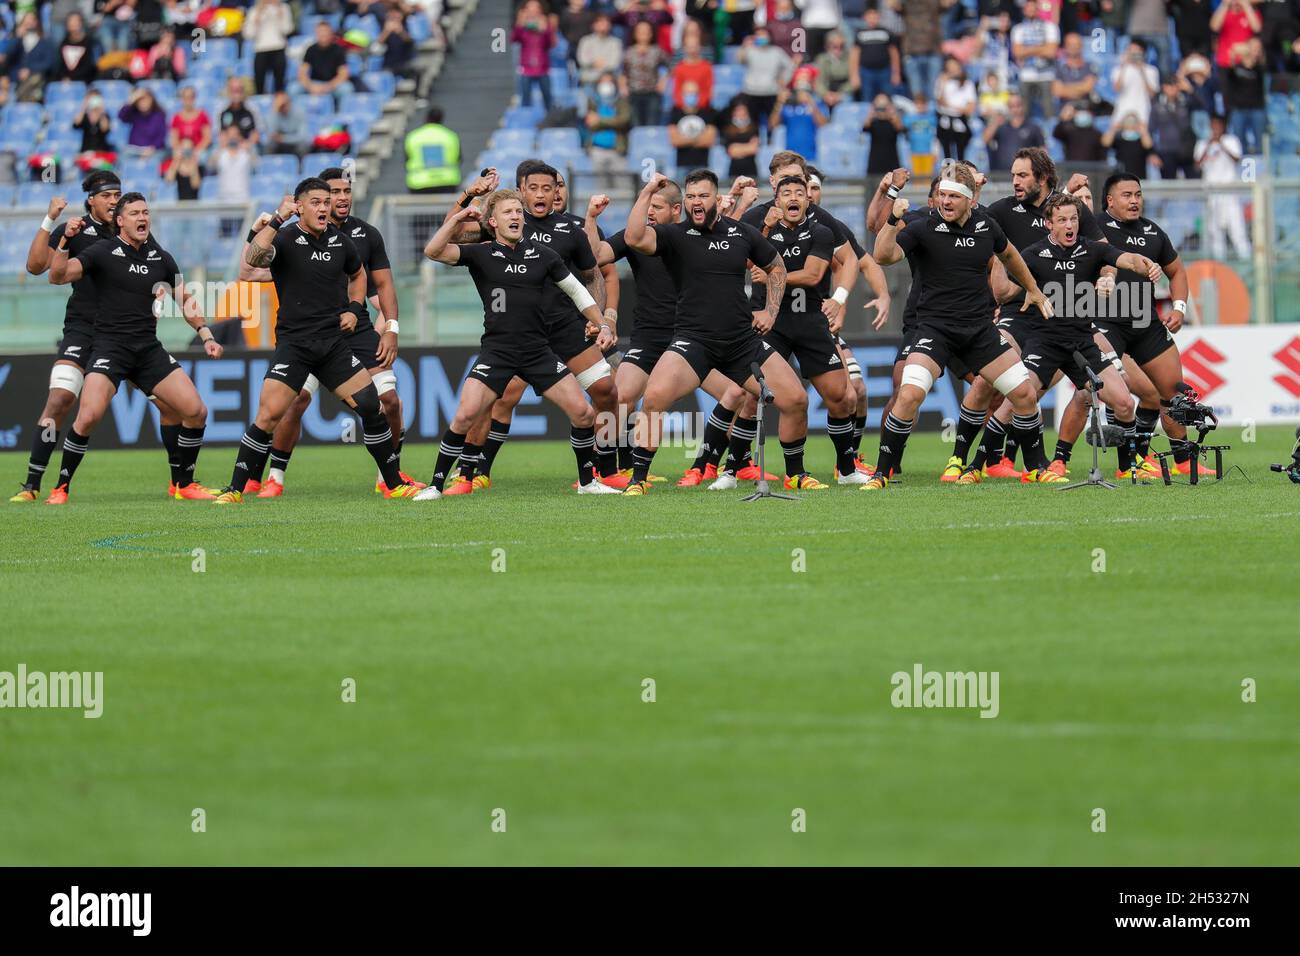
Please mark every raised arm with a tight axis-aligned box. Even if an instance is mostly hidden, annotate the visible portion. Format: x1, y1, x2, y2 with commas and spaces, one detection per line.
867, 168, 909, 234
584, 194, 618, 266
625, 174, 667, 254
873, 197, 909, 265
240, 212, 275, 281
48, 218, 86, 285
247, 196, 296, 268
424, 204, 481, 265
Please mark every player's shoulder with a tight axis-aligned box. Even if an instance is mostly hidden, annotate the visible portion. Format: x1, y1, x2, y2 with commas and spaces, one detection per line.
342, 214, 379, 239
1021, 235, 1053, 258
902, 207, 931, 226
740, 202, 769, 227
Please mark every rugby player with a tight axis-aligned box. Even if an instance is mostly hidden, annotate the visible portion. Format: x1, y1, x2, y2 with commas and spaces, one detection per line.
10, 173, 195, 501
250, 167, 420, 497
958, 193, 1163, 483
415, 190, 619, 499
44, 193, 221, 503
1053, 172, 1208, 476
444, 160, 614, 494
867, 164, 1062, 488
620, 170, 811, 496
213, 178, 419, 503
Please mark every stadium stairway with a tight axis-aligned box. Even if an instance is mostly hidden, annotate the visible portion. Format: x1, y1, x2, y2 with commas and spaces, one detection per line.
371, 0, 513, 197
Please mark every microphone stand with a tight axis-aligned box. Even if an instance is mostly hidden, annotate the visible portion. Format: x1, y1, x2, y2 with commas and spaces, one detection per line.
741, 360, 797, 502
1060, 351, 1117, 491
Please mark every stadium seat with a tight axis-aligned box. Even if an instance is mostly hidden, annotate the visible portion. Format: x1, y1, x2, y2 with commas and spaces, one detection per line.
5, 102, 44, 128
44, 81, 86, 107
346, 93, 386, 120
140, 78, 178, 102
489, 128, 536, 152
537, 128, 582, 154
831, 101, 871, 129
204, 39, 240, 64
0, 184, 15, 208
151, 179, 178, 203
502, 106, 545, 129
119, 155, 163, 183
15, 181, 59, 208
258, 154, 301, 181
408, 12, 433, 42
361, 71, 396, 99
303, 152, 345, 172
197, 178, 221, 201
1274, 154, 1300, 179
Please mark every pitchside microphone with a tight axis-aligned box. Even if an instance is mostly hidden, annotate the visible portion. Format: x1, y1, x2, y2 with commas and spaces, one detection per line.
751, 361, 774, 405
1073, 350, 1104, 389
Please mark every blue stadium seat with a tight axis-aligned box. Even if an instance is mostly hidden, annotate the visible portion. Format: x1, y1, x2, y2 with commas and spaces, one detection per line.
768, 125, 786, 149
549, 36, 569, 68
119, 155, 163, 183
816, 125, 864, 159
408, 12, 433, 42
361, 71, 396, 98
713, 64, 744, 87
205, 39, 240, 63
1274, 154, 1300, 179
346, 93, 386, 119
258, 154, 301, 181
303, 152, 344, 172
502, 106, 544, 129
15, 181, 59, 209
819, 144, 867, 180
490, 128, 536, 151
5, 102, 44, 128
197, 178, 221, 201
548, 67, 572, 92
537, 128, 581, 154
0, 184, 15, 207
831, 101, 871, 129
44, 81, 86, 107
151, 179, 178, 203
140, 78, 178, 102
2, 118, 42, 149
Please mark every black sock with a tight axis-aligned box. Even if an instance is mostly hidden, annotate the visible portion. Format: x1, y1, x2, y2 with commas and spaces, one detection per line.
431, 429, 465, 491
398, 427, 406, 452
595, 437, 618, 478
268, 446, 292, 477
1117, 417, 1137, 472
230, 424, 272, 492
1054, 438, 1075, 465
1003, 434, 1020, 466
617, 415, 635, 470
1170, 437, 1192, 464
459, 442, 482, 482
481, 418, 510, 475
25, 421, 59, 491
781, 437, 806, 476
161, 423, 182, 484
875, 413, 913, 477
970, 418, 1006, 471
570, 425, 596, 484
953, 403, 985, 464
852, 413, 866, 459
176, 426, 205, 489
725, 416, 757, 474
362, 415, 403, 489
54, 428, 90, 491
1010, 411, 1047, 471
826, 415, 856, 474
694, 404, 735, 471
1135, 406, 1160, 458
631, 445, 656, 484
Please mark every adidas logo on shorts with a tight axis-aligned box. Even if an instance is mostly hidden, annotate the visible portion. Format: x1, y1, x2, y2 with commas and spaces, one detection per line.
555, 361, 566, 373
351, 356, 361, 367
671, 340, 690, 351
625, 349, 641, 360
828, 353, 841, 365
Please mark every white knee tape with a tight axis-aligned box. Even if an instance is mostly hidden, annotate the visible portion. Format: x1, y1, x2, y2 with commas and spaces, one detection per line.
992, 362, 1031, 396
371, 369, 397, 396
302, 374, 321, 396
575, 358, 612, 390
900, 364, 935, 394
49, 364, 85, 397
845, 353, 862, 382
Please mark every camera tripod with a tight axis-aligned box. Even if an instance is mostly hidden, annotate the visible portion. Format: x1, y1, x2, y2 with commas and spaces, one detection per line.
1060, 361, 1117, 491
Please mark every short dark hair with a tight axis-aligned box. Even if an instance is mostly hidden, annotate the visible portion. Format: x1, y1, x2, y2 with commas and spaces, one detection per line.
318, 166, 349, 183
294, 176, 330, 199
683, 168, 719, 190
806, 164, 825, 182
1103, 171, 1141, 199
1043, 193, 1082, 221
775, 175, 807, 193
515, 158, 558, 187
426, 106, 444, 124
928, 175, 942, 198
112, 191, 147, 221
82, 169, 121, 195
768, 150, 808, 177
1013, 146, 1058, 193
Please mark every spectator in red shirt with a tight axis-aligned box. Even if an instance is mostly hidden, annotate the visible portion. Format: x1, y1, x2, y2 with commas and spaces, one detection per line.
671, 20, 714, 113
1211, 0, 1262, 69
511, 0, 556, 111
169, 84, 212, 157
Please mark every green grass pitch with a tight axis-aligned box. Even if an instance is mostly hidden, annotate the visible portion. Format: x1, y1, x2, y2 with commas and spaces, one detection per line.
2, 427, 1298, 866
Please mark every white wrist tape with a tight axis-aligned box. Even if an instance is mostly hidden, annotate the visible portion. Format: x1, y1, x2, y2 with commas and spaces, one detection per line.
302, 374, 321, 396
1172, 300, 1187, 313
384, 320, 399, 335
41, 216, 58, 233
557, 272, 597, 312
831, 287, 849, 305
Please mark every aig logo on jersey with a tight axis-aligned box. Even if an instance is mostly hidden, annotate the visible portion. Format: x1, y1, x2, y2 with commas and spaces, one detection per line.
310, 251, 332, 261
708, 240, 730, 250
503, 263, 527, 273
781, 245, 801, 257
953, 237, 975, 247
528, 231, 551, 243
128, 263, 150, 274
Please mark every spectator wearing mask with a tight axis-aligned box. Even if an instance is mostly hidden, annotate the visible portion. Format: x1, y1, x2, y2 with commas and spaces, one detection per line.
888, 0, 948, 103
813, 30, 853, 110
1128, 0, 1174, 76
147, 27, 186, 81
265, 90, 308, 156
577, 13, 622, 90
300, 20, 353, 99
1052, 102, 1107, 162
670, 21, 713, 114
1224, 37, 1267, 155
73, 88, 113, 158
1149, 74, 1199, 178
1010, 0, 1060, 119
849, 5, 899, 104
54, 13, 97, 85
1052, 32, 1098, 111
6, 13, 56, 103
739, 26, 794, 133
170, 85, 212, 155
585, 71, 631, 188
220, 77, 259, 148
721, 99, 760, 178
1170, 0, 1214, 61
771, 74, 829, 160
667, 79, 717, 171
622, 19, 668, 129
796, 0, 843, 60
767, 0, 803, 60
864, 91, 904, 174
983, 93, 1045, 170
165, 142, 203, 201
119, 87, 168, 156
1211, 0, 1262, 71
1110, 39, 1160, 125
246, 0, 295, 95
934, 55, 976, 161
1102, 111, 1155, 175
1195, 114, 1250, 259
